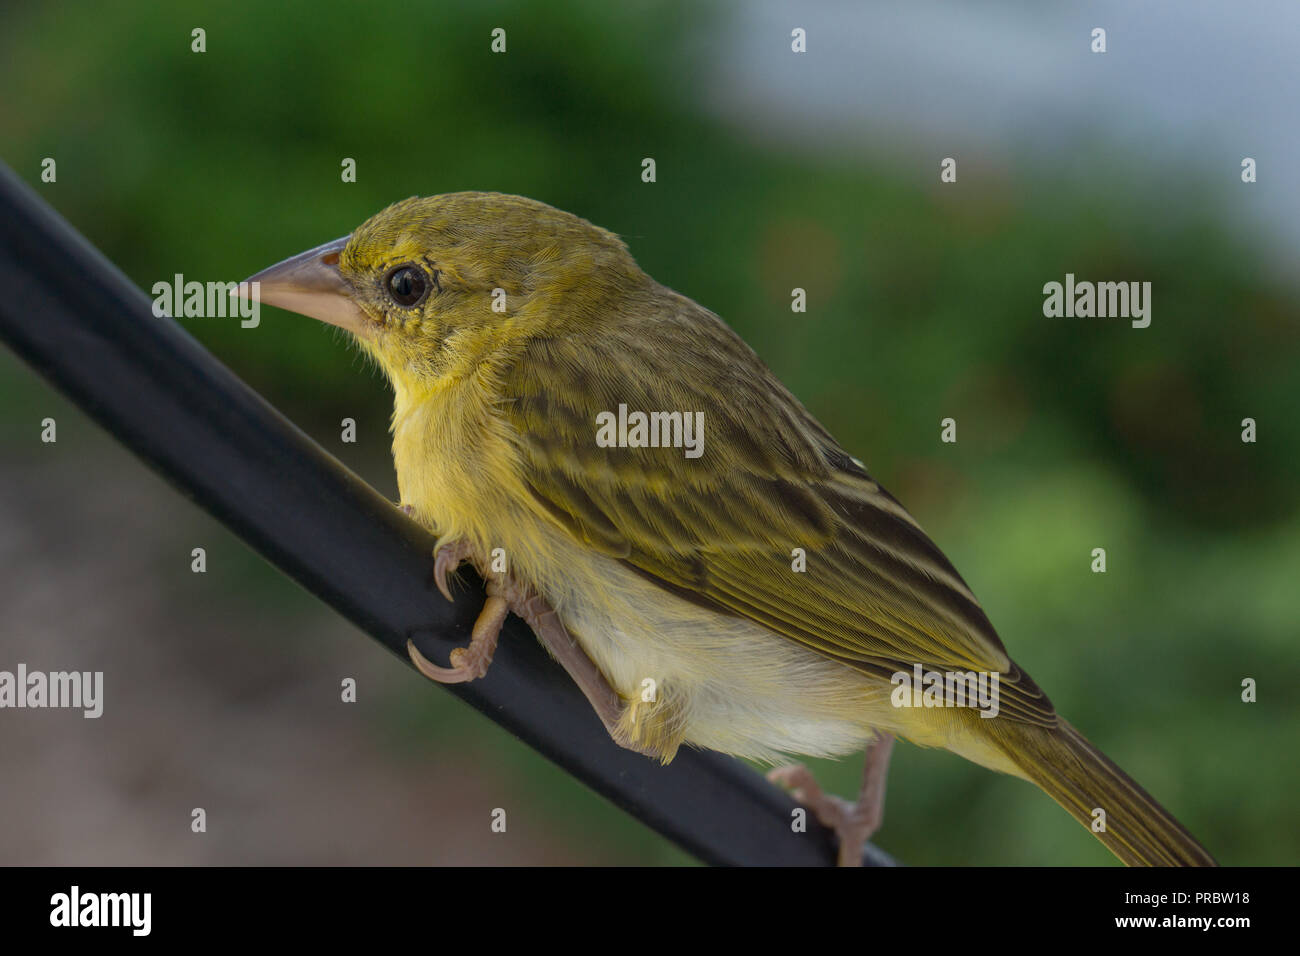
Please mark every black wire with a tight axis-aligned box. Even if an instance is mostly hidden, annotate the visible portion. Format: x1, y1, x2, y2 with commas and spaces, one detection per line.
0, 162, 896, 867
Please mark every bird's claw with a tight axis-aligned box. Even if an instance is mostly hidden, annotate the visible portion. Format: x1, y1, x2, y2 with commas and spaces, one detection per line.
396, 504, 469, 604
406, 593, 508, 685
407, 638, 491, 684
433, 539, 476, 603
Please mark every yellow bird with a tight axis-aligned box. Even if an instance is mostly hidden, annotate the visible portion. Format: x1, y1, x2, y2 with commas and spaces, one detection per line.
239, 192, 1215, 866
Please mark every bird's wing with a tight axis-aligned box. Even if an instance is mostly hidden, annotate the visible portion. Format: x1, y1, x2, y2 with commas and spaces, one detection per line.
503, 302, 1055, 726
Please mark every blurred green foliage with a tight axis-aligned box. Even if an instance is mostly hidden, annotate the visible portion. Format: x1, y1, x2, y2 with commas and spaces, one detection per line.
2, 0, 1296, 864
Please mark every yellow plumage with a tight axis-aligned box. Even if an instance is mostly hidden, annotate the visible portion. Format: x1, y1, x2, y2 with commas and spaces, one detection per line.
242, 191, 1216, 866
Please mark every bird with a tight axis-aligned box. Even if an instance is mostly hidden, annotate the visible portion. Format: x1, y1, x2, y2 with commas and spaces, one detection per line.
236, 192, 1216, 866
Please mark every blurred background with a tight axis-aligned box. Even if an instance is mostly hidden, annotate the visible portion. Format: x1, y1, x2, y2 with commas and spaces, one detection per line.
1, 0, 1296, 865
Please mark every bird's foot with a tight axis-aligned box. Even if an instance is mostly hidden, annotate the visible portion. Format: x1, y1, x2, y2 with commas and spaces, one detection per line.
407, 588, 506, 684
767, 764, 872, 865
400, 504, 467, 600
396, 504, 474, 603
430, 538, 477, 602
500, 583, 661, 758
406, 539, 500, 683
768, 733, 895, 867
404, 547, 661, 759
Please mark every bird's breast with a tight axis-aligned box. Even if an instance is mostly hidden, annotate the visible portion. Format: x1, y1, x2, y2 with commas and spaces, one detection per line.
388, 376, 911, 765
390, 374, 574, 596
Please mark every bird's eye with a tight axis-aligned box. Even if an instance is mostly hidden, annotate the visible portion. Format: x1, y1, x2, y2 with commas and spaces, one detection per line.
385, 265, 429, 307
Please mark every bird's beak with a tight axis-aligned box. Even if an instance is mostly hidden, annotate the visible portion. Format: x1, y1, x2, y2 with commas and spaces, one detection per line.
232, 236, 374, 337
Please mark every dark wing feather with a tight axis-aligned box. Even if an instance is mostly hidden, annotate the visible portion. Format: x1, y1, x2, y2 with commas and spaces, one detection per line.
503, 291, 1055, 726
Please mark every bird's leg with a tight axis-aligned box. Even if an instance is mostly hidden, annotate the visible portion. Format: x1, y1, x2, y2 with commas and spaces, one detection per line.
407, 544, 656, 756
506, 589, 641, 748
406, 538, 503, 683
768, 732, 895, 867
499, 581, 657, 757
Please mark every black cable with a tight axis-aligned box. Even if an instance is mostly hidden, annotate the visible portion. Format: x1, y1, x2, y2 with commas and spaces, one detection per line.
0, 162, 896, 866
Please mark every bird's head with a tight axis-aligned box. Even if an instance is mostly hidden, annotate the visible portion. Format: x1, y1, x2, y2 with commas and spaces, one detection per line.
237, 192, 644, 390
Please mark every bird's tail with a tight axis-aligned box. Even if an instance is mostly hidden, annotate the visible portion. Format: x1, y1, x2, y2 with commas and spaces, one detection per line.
1001, 718, 1216, 866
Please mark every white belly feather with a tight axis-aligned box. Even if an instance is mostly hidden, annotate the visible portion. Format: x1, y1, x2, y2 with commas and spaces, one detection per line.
536, 531, 895, 764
